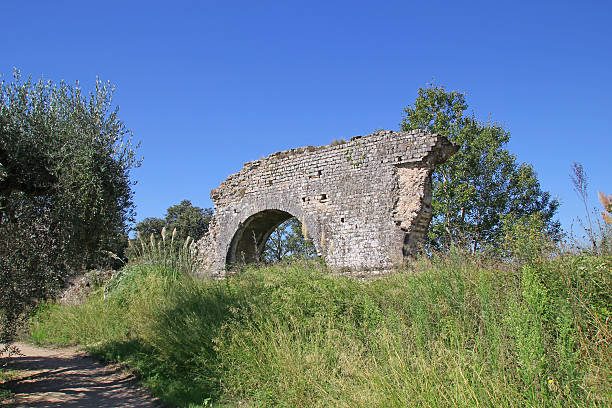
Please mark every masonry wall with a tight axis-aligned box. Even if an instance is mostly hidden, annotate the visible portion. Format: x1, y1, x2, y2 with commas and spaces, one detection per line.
196, 129, 457, 278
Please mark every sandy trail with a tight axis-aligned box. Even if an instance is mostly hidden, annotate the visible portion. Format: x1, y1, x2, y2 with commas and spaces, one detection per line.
2, 342, 165, 407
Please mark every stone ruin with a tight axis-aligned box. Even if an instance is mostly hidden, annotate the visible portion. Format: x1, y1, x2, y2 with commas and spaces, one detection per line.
196, 129, 457, 278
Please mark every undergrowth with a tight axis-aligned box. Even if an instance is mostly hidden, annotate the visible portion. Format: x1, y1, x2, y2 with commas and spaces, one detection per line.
29, 254, 611, 407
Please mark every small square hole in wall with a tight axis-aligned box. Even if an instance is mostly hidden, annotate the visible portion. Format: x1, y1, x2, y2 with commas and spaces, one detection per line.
319, 194, 328, 202
309, 169, 323, 179
302, 197, 306, 202
341, 217, 345, 223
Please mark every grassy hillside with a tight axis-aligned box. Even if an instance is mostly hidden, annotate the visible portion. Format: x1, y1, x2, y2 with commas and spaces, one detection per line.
29, 254, 610, 407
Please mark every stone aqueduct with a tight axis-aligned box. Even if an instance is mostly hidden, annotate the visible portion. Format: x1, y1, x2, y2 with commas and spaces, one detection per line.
196, 130, 457, 278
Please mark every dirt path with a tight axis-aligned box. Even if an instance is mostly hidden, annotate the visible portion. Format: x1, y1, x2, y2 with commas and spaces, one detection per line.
2, 342, 166, 407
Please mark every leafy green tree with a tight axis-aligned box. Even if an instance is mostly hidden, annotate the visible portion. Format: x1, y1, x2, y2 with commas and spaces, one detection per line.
0, 70, 140, 344
400, 84, 560, 252
134, 217, 166, 238
262, 217, 317, 263
134, 200, 212, 244
165, 200, 213, 243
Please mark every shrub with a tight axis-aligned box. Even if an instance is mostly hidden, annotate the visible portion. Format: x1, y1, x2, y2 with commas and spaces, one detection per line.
1, 70, 140, 344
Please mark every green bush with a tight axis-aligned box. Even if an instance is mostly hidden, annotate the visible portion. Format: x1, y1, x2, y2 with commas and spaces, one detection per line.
1, 70, 140, 344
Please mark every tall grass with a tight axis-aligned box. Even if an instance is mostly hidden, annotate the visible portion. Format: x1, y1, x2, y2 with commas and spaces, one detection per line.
30, 254, 610, 407
128, 227, 200, 274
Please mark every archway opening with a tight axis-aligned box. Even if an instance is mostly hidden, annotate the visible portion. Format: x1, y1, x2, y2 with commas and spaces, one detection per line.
225, 210, 316, 267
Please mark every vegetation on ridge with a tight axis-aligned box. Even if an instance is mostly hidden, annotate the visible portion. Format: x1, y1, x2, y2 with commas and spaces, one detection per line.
29, 243, 611, 407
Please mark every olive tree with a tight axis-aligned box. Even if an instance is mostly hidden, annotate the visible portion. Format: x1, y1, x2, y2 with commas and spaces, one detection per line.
0, 70, 140, 344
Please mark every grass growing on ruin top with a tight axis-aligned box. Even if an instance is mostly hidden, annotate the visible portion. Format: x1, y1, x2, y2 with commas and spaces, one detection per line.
29, 255, 611, 407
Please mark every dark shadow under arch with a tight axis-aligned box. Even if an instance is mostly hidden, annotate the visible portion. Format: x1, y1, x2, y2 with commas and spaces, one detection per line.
226, 209, 294, 266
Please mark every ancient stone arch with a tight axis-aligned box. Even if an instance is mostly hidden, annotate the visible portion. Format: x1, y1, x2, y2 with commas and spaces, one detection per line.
196, 130, 457, 278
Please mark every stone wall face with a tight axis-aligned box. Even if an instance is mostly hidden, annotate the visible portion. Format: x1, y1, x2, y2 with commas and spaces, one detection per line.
196, 130, 457, 278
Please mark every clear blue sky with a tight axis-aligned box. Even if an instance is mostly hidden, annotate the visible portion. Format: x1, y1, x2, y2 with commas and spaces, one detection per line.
3, 1, 611, 236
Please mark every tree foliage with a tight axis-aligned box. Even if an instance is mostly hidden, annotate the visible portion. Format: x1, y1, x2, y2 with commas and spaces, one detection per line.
134, 217, 166, 239
134, 199, 212, 244
165, 200, 213, 243
0, 70, 140, 343
400, 84, 560, 252
262, 217, 317, 263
